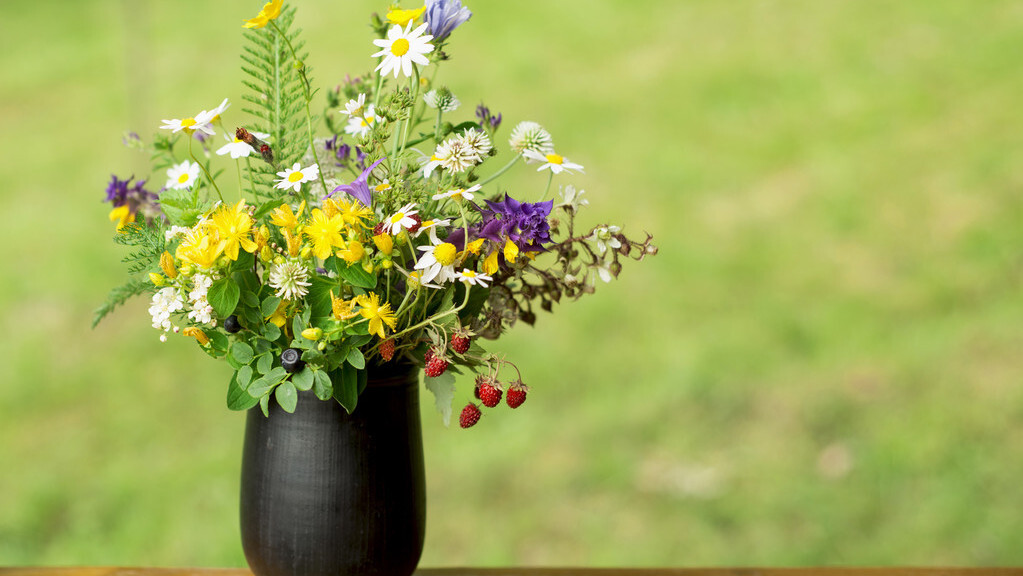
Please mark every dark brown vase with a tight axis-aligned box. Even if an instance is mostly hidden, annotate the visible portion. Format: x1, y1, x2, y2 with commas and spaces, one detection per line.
239, 364, 425, 576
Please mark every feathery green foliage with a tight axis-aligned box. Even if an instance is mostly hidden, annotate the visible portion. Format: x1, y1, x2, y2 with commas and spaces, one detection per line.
240, 6, 313, 200
93, 222, 167, 327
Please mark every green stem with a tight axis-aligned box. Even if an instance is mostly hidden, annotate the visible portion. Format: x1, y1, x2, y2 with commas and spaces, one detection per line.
390, 285, 472, 340
477, 154, 521, 187
189, 137, 224, 204
540, 171, 554, 202
398, 65, 421, 156
433, 107, 444, 146
235, 159, 244, 200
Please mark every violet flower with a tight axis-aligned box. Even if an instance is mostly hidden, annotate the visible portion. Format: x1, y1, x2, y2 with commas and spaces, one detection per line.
476, 193, 553, 252
476, 103, 502, 132
424, 0, 472, 42
327, 157, 386, 206
105, 174, 157, 208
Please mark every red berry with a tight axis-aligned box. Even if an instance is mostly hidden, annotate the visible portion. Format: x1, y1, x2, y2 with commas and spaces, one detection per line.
424, 354, 448, 378
407, 214, 423, 233
373, 222, 386, 236
379, 338, 395, 362
459, 403, 482, 428
451, 334, 470, 354
506, 382, 528, 408
478, 379, 503, 408
424, 346, 436, 363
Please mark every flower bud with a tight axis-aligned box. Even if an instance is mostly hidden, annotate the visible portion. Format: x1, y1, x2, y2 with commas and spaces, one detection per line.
149, 273, 165, 286
260, 246, 274, 262
302, 327, 323, 341
380, 259, 393, 270
362, 261, 375, 274
160, 251, 178, 279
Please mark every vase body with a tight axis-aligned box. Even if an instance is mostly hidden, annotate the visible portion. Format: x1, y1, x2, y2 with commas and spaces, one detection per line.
239, 365, 425, 576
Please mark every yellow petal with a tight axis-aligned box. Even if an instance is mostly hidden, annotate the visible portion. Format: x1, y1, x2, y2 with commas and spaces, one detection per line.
503, 239, 519, 263
483, 250, 499, 275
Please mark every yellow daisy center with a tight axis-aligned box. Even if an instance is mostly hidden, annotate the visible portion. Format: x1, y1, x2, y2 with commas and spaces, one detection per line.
177, 173, 190, 184
462, 270, 477, 278
390, 212, 405, 224
374, 182, 391, 192
545, 153, 564, 165
391, 38, 410, 57
288, 171, 304, 183
434, 243, 457, 266
181, 118, 197, 129
233, 136, 243, 143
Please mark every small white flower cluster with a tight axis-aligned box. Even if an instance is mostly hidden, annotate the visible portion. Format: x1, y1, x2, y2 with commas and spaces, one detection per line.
422, 128, 493, 177
164, 225, 193, 242
149, 287, 185, 342
340, 94, 379, 139
187, 273, 217, 326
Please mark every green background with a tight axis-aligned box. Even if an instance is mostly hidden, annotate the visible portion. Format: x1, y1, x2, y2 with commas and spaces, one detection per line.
3, 0, 1023, 566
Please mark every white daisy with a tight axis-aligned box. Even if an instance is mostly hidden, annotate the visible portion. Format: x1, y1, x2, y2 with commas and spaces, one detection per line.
509, 121, 554, 155
405, 269, 442, 290
216, 130, 269, 159
385, 202, 419, 235
344, 104, 378, 138
591, 225, 622, 255
522, 149, 584, 175
341, 93, 368, 117
208, 98, 230, 122
456, 268, 492, 288
275, 162, 320, 192
166, 160, 200, 190
160, 107, 217, 136
421, 153, 444, 178
372, 22, 435, 79
414, 217, 451, 242
268, 260, 312, 300
432, 184, 481, 203
415, 241, 459, 285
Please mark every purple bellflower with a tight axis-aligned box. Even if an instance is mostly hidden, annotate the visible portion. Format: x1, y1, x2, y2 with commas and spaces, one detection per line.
327, 157, 386, 206
424, 0, 472, 43
476, 193, 553, 253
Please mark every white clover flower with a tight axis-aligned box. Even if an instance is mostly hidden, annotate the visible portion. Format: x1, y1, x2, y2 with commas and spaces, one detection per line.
372, 22, 435, 79
274, 162, 320, 192
165, 160, 200, 190
385, 202, 420, 235
149, 287, 185, 335
509, 121, 554, 155
268, 260, 312, 301
216, 130, 269, 159
436, 138, 479, 173
456, 127, 492, 158
424, 89, 460, 112
591, 225, 622, 255
523, 149, 584, 175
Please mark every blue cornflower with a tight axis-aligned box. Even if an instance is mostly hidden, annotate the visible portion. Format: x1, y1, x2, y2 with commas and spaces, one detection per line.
424, 0, 472, 42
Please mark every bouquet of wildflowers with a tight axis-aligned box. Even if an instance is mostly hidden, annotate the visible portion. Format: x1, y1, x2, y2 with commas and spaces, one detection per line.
98, 0, 656, 426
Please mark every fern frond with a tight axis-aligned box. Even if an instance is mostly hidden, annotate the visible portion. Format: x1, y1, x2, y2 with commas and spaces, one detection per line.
92, 277, 156, 328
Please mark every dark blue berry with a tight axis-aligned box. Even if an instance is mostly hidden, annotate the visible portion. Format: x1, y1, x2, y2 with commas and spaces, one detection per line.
281, 348, 304, 373
223, 315, 242, 333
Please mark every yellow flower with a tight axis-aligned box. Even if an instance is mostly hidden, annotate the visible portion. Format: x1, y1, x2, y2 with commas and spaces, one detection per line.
482, 250, 499, 275
176, 227, 224, 270
281, 228, 302, 258
182, 327, 211, 346
503, 239, 519, 263
304, 208, 346, 260
243, 0, 284, 29
373, 233, 393, 255
337, 239, 365, 264
266, 299, 289, 328
108, 205, 135, 230
159, 251, 178, 279
356, 292, 398, 339
270, 201, 305, 231
386, 5, 426, 26
464, 238, 485, 255
329, 197, 374, 228
253, 225, 271, 253
330, 290, 360, 321
211, 200, 258, 261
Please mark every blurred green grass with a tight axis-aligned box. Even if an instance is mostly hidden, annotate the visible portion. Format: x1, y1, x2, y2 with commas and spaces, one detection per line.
3, 0, 1023, 566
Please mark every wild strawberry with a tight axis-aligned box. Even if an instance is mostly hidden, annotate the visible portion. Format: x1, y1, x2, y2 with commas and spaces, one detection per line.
478, 378, 503, 408
424, 346, 436, 364
424, 352, 448, 378
506, 381, 528, 408
373, 222, 386, 236
450, 334, 470, 354
379, 338, 395, 362
407, 213, 423, 233
459, 403, 482, 428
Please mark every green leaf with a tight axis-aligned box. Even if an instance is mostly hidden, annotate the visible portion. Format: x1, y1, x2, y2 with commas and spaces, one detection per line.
292, 366, 314, 391
259, 394, 270, 417
357, 366, 368, 396
423, 370, 457, 427
207, 331, 230, 357
335, 259, 377, 289
263, 322, 281, 341
261, 295, 282, 317
227, 373, 260, 411
256, 353, 273, 375
247, 375, 275, 398
276, 381, 298, 413
208, 278, 241, 317
291, 316, 305, 343
312, 369, 333, 400
333, 364, 359, 414
229, 251, 255, 273
306, 276, 337, 318
236, 365, 253, 390
346, 346, 365, 370
230, 342, 255, 365
159, 187, 204, 227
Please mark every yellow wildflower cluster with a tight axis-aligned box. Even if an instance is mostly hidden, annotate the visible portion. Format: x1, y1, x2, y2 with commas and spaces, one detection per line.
175, 200, 259, 271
